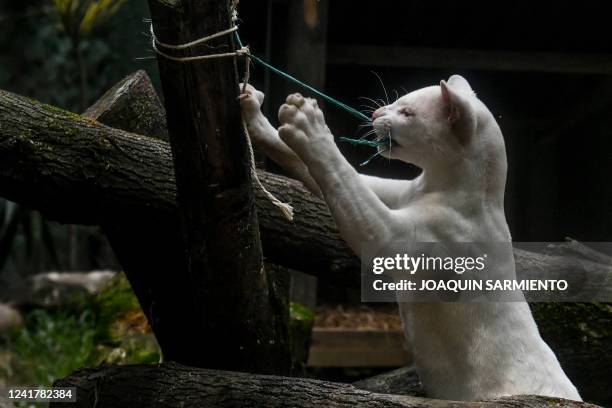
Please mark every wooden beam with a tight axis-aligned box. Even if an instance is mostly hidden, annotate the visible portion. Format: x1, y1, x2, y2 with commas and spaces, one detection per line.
327, 45, 612, 75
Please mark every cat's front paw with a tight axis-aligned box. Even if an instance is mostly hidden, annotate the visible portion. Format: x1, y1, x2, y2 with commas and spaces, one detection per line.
238, 83, 265, 122
277, 93, 335, 163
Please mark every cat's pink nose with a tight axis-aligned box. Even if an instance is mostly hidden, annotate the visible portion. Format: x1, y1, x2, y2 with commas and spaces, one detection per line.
372, 107, 386, 120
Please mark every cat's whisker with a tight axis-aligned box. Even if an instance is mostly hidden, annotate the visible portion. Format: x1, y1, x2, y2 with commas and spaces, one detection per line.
360, 105, 376, 111
359, 129, 378, 140
360, 147, 390, 167
393, 89, 400, 102
359, 128, 377, 136
362, 129, 378, 137
371, 71, 390, 105
358, 96, 383, 108
359, 106, 376, 114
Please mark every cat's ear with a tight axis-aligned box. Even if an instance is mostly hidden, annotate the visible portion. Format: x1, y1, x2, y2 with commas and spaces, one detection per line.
440, 80, 472, 124
440, 80, 476, 143
447, 75, 473, 95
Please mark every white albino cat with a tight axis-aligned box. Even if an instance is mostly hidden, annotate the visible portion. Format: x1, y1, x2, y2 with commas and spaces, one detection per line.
239, 76, 581, 401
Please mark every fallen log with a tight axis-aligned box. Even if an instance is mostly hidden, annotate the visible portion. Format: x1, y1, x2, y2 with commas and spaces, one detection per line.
0, 85, 357, 284
51, 362, 599, 408
353, 365, 425, 397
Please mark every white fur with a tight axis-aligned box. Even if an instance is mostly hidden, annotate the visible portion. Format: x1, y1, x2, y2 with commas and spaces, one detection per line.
239, 76, 581, 401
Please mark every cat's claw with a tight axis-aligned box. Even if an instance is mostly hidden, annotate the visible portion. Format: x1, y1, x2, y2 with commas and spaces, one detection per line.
278, 93, 334, 162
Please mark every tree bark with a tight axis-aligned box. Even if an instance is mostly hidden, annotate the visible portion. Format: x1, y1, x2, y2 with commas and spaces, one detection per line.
353, 366, 425, 397
50, 362, 599, 408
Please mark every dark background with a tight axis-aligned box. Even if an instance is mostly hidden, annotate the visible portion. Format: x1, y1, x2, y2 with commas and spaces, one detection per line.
237, 0, 612, 243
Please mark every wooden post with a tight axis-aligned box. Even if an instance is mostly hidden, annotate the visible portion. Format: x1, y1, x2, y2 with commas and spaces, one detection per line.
147, 0, 290, 374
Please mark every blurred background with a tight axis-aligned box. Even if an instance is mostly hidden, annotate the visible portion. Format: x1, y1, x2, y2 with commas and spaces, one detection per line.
0, 0, 610, 404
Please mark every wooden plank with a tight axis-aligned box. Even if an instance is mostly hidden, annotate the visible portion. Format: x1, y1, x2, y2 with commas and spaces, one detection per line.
307, 328, 412, 368
327, 45, 612, 75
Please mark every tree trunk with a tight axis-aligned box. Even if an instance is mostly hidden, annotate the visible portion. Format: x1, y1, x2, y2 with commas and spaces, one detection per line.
50, 362, 599, 408
80, 71, 201, 364
147, 0, 292, 373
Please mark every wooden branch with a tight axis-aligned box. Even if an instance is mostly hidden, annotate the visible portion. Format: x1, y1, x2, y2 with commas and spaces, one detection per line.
51, 363, 599, 408
327, 45, 612, 75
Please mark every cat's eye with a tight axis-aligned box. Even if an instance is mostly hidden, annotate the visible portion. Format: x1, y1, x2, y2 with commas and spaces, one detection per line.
399, 108, 415, 117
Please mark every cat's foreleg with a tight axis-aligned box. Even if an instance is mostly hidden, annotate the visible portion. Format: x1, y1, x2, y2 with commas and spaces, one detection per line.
277, 93, 401, 254
239, 85, 323, 197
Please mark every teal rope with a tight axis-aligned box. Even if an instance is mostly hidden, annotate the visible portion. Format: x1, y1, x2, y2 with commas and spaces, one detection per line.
235, 32, 369, 123
338, 137, 387, 147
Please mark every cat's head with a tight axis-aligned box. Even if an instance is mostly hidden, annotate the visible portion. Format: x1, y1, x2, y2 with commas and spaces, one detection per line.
371, 75, 502, 171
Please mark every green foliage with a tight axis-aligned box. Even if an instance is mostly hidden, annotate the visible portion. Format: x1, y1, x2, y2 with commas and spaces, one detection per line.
289, 302, 315, 373
52, 0, 127, 39
290, 301, 315, 323
0, 0, 157, 112
0, 274, 160, 388
1, 309, 96, 386
92, 272, 141, 341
